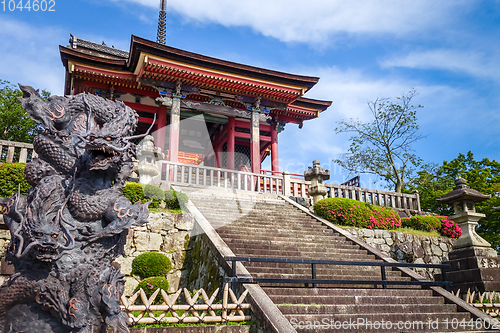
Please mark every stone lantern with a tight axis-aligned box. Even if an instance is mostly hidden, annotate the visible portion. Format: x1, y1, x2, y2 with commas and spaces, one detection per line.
137, 135, 165, 185
437, 177, 492, 250
436, 178, 500, 293
304, 160, 330, 204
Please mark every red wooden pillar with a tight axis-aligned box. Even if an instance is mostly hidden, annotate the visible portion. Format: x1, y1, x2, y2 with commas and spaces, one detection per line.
250, 111, 260, 174
168, 96, 180, 163
271, 125, 279, 174
215, 143, 222, 168
227, 118, 235, 170
156, 107, 167, 153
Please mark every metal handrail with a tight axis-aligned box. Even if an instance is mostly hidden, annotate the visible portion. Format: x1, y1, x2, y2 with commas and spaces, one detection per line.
225, 256, 451, 292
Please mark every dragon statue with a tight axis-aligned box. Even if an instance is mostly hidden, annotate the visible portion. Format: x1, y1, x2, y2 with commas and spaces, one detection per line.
0, 85, 152, 333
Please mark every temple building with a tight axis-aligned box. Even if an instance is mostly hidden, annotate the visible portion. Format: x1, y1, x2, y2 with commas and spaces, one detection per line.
59, 35, 331, 175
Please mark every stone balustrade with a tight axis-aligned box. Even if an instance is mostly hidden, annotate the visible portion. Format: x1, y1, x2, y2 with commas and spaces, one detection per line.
0, 140, 37, 163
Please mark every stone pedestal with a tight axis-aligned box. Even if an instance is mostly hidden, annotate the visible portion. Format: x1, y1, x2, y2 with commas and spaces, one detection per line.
444, 246, 500, 292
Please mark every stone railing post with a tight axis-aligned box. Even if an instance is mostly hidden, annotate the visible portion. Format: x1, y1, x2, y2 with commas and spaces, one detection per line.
6, 146, 15, 163
282, 171, 291, 196
412, 190, 421, 211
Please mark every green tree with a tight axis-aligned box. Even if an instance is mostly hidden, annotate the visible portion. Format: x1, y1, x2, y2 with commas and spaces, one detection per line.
408, 151, 500, 251
0, 80, 50, 143
334, 89, 425, 192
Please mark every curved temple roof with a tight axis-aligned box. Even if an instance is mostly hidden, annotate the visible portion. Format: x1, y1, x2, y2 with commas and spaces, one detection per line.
60, 34, 331, 122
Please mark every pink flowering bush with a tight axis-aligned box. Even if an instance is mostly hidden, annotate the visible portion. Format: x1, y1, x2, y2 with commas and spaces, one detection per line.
134, 276, 170, 304
439, 217, 462, 239
401, 215, 462, 239
313, 198, 401, 230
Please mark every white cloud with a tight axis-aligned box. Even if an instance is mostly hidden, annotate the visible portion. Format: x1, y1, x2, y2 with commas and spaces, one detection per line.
0, 16, 65, 94
381, 49, 500, 82
108, 0, 472, 44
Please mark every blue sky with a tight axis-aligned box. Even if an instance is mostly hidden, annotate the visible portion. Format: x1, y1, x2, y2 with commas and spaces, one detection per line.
1, 0, 499, 188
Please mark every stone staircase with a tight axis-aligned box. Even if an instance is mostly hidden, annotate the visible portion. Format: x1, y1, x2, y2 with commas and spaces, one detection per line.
184, 189, 492, 332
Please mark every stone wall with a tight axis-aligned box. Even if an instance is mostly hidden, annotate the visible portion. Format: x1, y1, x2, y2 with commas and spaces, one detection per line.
183, 231, 228, 295
345, 227, 456, 280
114, 212, 195, 296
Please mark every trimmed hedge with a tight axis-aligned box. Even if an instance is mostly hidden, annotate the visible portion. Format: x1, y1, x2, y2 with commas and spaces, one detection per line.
402, 215, 462, 239
402, 215, 441, 232
165, 189, 188, 210
133, 276, 169, 305
131, 252, 173, 280
143, 184, 165, 209
313, 197, 401, 230
0, 163, 31, 198
122, 182, 145, 204
122, 183, 167, 209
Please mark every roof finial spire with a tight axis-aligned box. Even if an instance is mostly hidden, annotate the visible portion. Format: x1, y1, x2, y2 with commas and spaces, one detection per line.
156, 0, 167, 45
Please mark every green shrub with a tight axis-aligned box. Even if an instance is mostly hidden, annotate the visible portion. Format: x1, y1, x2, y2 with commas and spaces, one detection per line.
0, 163, 31, 198
131, 252, 173, 280
402, 215, 462, 239
122, 182, 145, 204
402, 215, 441, 232
165, 189, 188, 210
133, 276, 169, 305
313, 197, 401, 230
143, 184, 165, 209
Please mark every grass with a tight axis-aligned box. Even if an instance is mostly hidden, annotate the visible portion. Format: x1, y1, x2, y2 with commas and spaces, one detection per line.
392, 227, 440, 237
336, 225, 440, 237
148, 207, 186, 215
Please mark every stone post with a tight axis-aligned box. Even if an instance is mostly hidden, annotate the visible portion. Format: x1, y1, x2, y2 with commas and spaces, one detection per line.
137, 135, 165, 185
282, 171, 291, 196
304, 160, 330, 205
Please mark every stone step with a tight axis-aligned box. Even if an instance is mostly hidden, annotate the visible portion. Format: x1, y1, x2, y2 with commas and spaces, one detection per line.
242, 261, 387, 272
262, 287, 432, 297
257, 282, 422, 289
268, 294, 443, 305
248, 266, 402, 277
277, 303, 458, 315
216, 228, 339, 238
218, 233, 353, 245
221, 235, 356, 251
213, 223, 332, 233
229, 248, 377, 260
201, 213, 324, 223
208, 219, 328, 229
224, 239, 363, 251
249, 272, 411, 282
286, 313, 478, 333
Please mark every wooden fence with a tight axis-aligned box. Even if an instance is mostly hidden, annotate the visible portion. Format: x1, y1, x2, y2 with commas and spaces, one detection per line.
453, 289, 499, 317
120, 284, 251, 325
